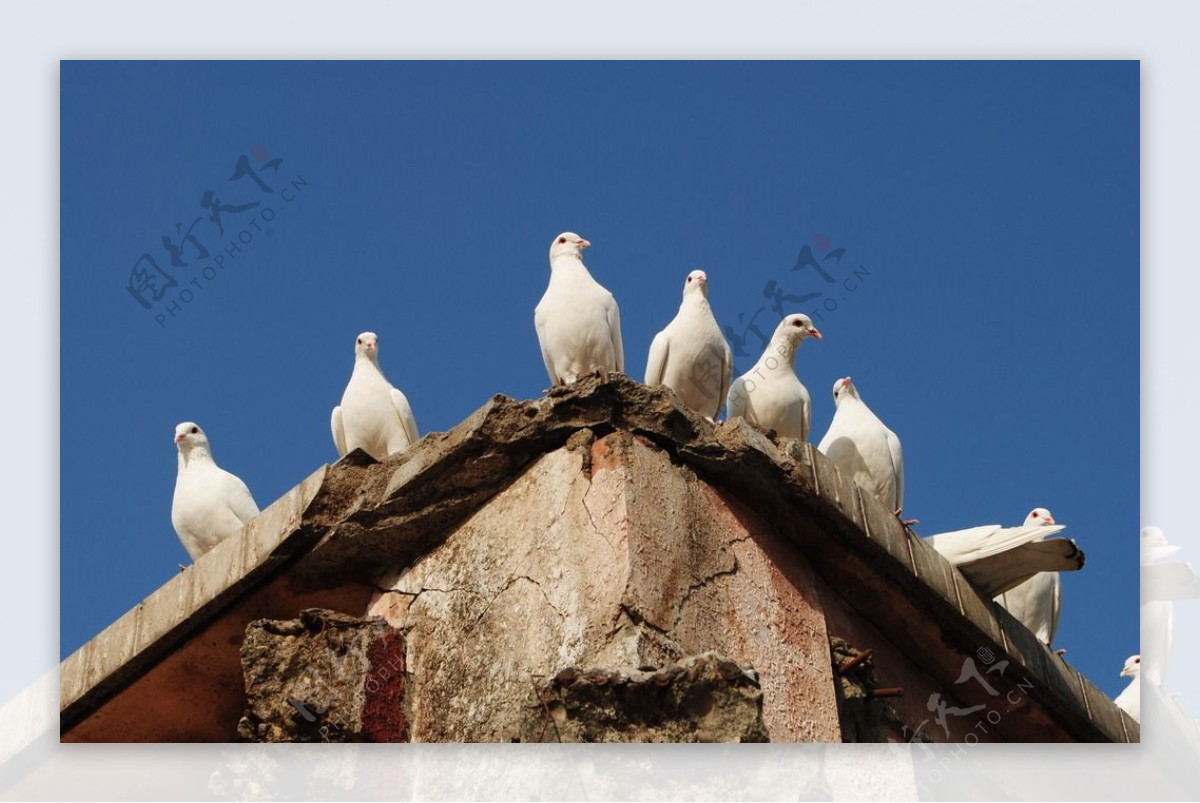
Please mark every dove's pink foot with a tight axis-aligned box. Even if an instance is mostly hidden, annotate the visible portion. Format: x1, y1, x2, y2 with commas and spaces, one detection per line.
1055, 648, 1067, 657
894, 508, 919, 527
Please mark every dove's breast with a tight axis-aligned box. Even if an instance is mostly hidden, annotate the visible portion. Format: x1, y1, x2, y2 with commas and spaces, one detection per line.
172, 467, 251, 558
339, 374, 402, 458
736, 364, 810, 440
535, 279, 619, 381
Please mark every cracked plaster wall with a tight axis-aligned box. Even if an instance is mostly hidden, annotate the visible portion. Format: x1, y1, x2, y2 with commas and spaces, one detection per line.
368, 429, 842, 742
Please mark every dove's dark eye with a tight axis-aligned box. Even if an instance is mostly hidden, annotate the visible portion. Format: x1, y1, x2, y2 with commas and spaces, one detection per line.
190, 426, 199, 434
792, 319, 803, 327
557, 236, 566, 244
687, 276, 692, 283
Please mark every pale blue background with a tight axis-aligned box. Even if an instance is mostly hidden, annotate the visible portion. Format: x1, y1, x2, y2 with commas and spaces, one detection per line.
0, 1, 1193, 798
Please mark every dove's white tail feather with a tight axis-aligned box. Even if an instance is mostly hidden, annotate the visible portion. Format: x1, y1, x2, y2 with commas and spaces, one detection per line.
954, 538, 1081, 598
928, 521, 1083, 598
1019, 538, 1085, 571
927, 523, 1066, 563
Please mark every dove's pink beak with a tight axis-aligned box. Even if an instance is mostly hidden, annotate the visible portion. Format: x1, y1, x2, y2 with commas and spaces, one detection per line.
809, 328, 823, 340
579, 239, 591, 249
1044, 515, 1057, 525
174, 433, 186, 443
1120, 666, 1132, 678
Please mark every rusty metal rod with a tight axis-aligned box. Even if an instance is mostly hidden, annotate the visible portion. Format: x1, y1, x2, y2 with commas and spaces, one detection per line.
867, 686, 904, 698
837, 648, 874, 675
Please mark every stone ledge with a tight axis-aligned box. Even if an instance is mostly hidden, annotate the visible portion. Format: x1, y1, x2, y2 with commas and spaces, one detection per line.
60, 464, 332, 732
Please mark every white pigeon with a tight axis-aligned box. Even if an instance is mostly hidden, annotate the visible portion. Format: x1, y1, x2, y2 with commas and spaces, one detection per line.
925, 510, 1084, 597
1141, 526, 1179, 687
171, 422, 260, 561
534, 232, 624, 386
994, 508, 1065, 646
817, 377, 905, 516
1114, 654, 1141, 723
644, 270, 733, 420
331, 332, 420, 461
725, 314, 822, 440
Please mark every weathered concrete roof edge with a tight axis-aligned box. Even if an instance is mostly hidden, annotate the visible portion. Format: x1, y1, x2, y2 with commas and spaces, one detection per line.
59, 375, 1139, 743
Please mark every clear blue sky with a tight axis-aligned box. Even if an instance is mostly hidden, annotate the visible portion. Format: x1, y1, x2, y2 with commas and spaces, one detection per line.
61, 61, 1138, 698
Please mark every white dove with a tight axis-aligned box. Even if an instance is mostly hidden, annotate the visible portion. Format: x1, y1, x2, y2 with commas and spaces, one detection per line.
1141, 526, 1180, 687
331, 332, 420, 461
534, 232, 624, 386
171, 422, 260, 561
725, 314, 822, 440
925, 510, 1084, 597
1114, 654, 1141, 723
644, 270, 733, 420
994, 508, 1065, 647
817, 377, 906, 519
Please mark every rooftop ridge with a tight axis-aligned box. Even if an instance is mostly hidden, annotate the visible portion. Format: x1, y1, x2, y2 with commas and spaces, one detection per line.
60, 375, 1137, 743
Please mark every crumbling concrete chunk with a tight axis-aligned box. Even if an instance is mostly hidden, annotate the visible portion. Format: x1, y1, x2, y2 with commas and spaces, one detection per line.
530, 652, 769, 743
238, 608, 406, 743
